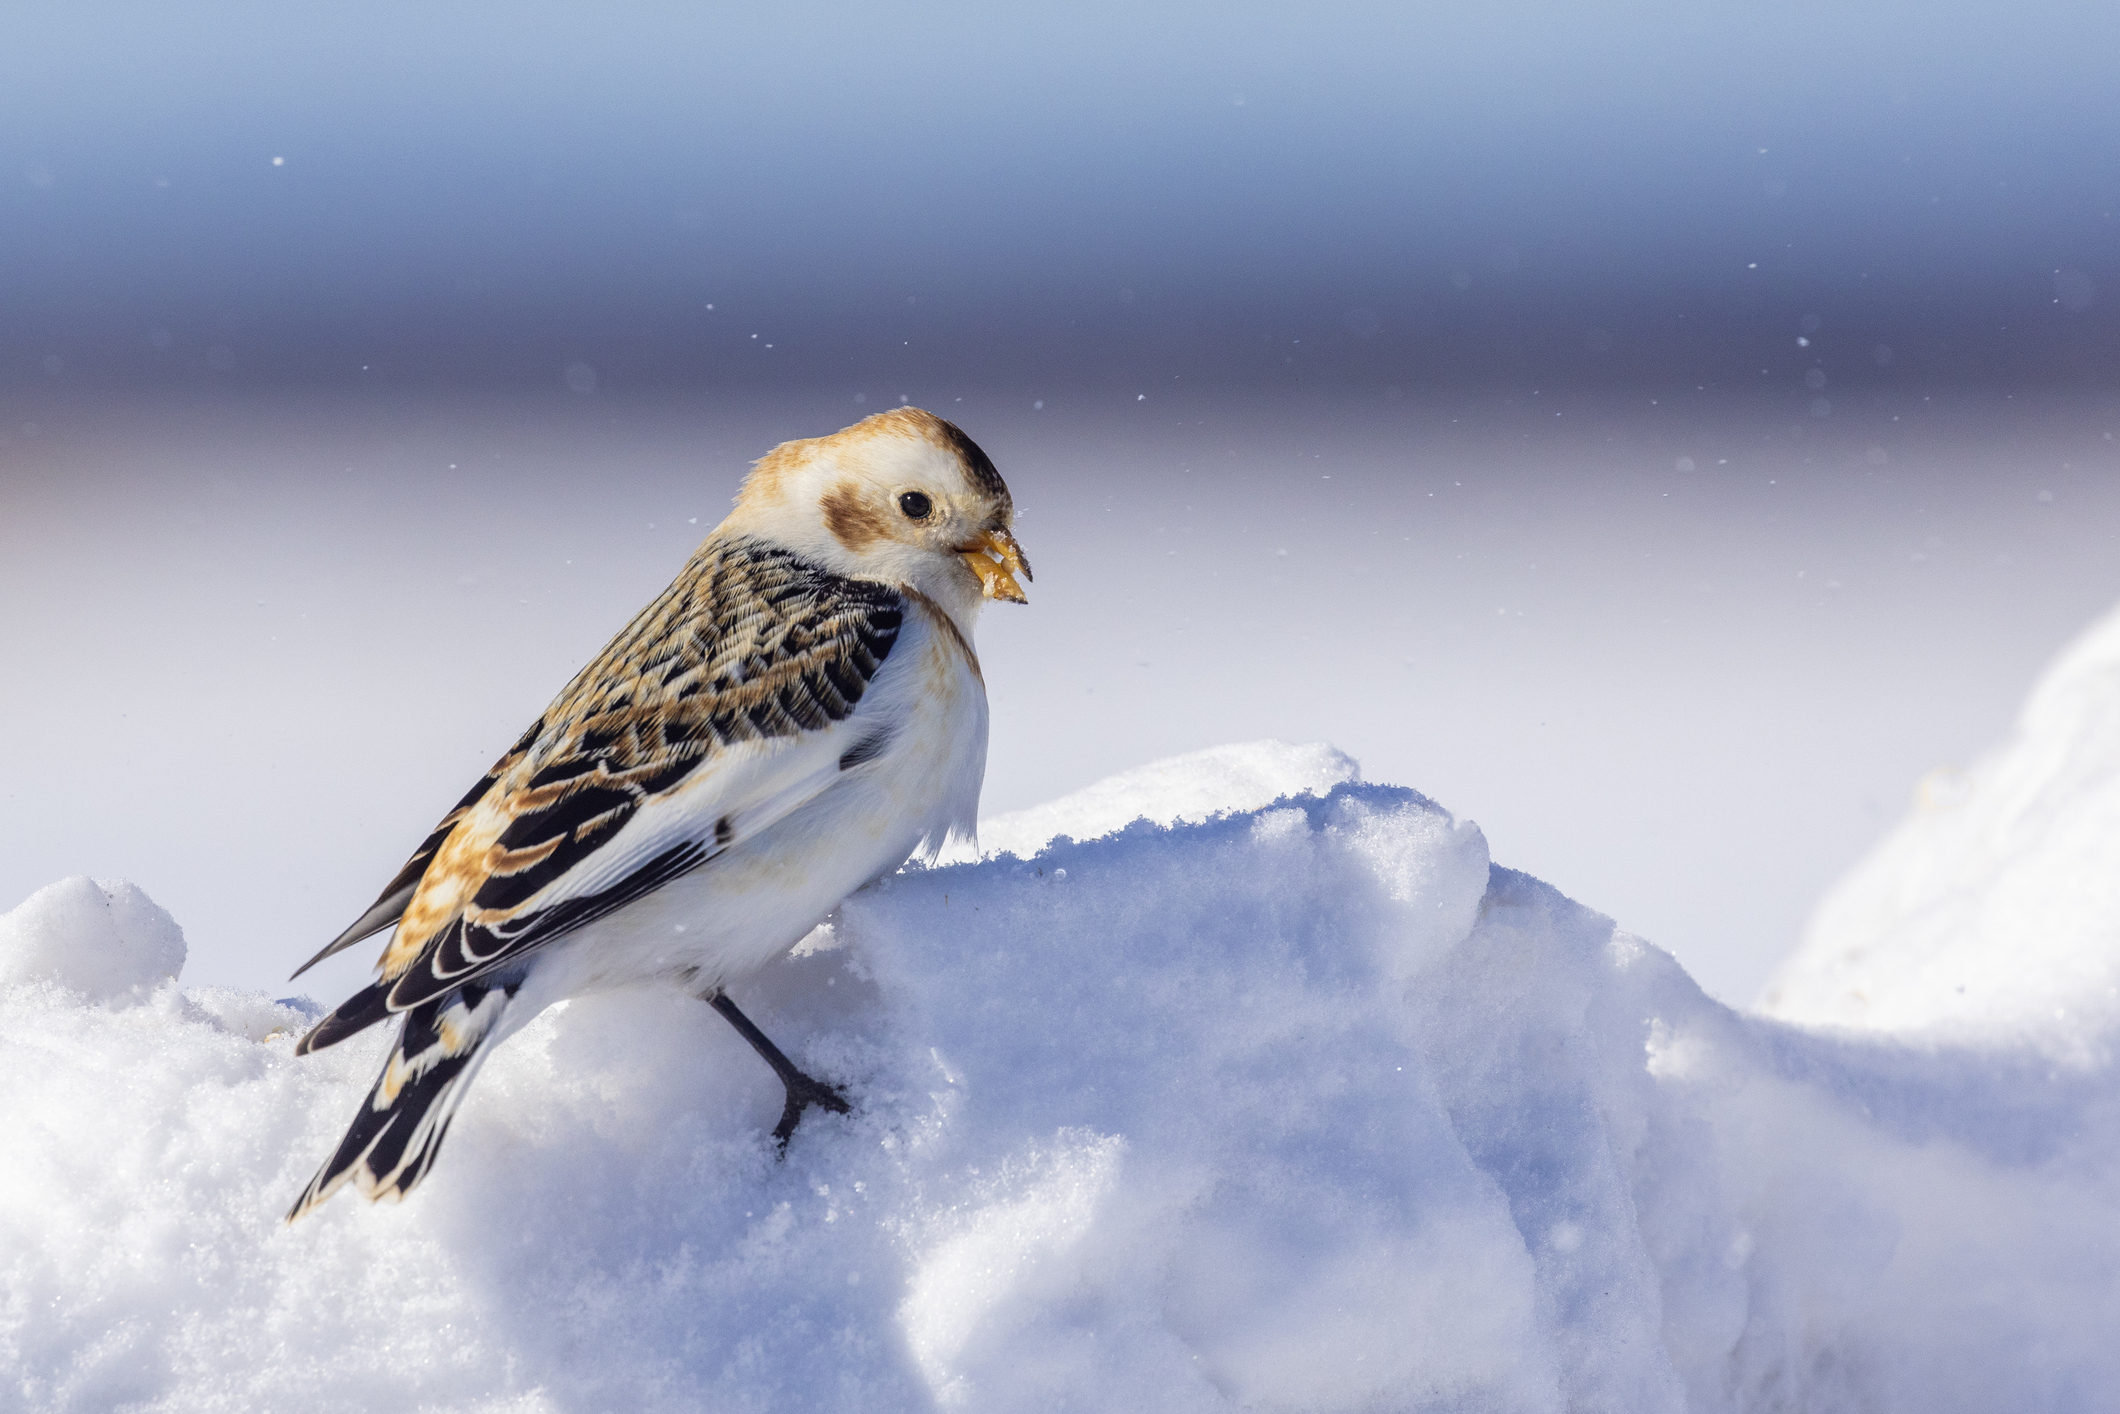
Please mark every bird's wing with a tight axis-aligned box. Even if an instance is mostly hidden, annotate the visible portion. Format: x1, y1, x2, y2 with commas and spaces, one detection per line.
303, 538, 905, 1022
291, 719, 547, 980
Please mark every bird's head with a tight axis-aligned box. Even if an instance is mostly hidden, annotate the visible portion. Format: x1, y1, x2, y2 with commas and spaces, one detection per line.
723, 408, 1031, 618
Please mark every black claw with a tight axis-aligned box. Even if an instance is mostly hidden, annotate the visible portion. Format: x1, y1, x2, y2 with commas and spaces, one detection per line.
771, 1072, 852, 1149
707, 990, 853, 1151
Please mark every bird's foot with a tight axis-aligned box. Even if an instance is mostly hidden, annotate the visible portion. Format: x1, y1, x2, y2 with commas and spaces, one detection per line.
772, 1071, 852, 1150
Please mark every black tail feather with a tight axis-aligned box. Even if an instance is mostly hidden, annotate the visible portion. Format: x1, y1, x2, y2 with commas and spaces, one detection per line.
287, 981, 515, 1221
294, 979, 394, 1055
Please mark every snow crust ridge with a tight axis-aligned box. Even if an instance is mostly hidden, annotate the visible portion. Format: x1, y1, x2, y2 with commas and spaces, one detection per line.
4, 743, 2118, 1410
968, 738, 1361, 861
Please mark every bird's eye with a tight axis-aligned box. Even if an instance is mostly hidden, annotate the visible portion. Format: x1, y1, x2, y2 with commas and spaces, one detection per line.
898, 491, 933, 520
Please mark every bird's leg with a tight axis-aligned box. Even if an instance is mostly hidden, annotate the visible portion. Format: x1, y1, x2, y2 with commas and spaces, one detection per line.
707, 991, 850, 1149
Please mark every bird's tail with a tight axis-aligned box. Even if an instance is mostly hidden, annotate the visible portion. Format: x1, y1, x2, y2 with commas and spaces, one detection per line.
286, 978, 517, 1222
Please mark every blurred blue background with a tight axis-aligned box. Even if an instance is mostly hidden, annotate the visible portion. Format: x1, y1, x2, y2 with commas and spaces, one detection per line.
5, 2, 2119, 1005
7, 0, 2119, 395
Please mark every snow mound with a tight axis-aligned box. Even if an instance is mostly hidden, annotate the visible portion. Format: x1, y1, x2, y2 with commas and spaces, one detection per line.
0, 875, 185, 1005
1765, 600, 2120, 1057
972, 739, 1360, 859
5, 755, 2118, 1410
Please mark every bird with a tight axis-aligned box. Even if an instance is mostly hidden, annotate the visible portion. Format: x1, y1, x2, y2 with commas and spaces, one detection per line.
284, 407, 1029, 1221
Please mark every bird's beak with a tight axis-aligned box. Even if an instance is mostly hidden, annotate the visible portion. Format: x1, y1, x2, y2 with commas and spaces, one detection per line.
959, 527, 1032, 604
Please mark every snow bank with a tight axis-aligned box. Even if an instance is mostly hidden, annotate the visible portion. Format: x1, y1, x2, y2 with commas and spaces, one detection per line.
5, 740, 2118, 1411
0, 875, 185, 1004
1765, 601, 2120, 1059
969, 739, 1361, 859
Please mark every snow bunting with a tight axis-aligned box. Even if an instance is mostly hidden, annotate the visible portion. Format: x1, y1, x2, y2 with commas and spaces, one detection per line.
286, 408, 1029, 1220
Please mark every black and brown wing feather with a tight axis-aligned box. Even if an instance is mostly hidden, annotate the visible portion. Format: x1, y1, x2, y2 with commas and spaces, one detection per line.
296, 538, 901, 1049
288, 718, 546, 980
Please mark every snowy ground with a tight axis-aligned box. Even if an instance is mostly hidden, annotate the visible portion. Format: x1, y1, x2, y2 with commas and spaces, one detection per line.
7, 605, 2120, 1411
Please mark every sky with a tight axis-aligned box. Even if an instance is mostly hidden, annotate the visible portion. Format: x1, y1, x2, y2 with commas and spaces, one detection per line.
4, 1, 2120, 1004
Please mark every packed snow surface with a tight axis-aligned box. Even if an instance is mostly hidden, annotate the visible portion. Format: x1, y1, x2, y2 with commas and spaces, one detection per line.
5, 721, 2118, 1411
1767, 601, 2120, 1059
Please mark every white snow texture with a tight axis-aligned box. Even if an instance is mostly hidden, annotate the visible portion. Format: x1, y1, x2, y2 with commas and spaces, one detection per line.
3, 714, 2116, 1410
0, 876, 185, 1004
1766, 599, 2120, 1060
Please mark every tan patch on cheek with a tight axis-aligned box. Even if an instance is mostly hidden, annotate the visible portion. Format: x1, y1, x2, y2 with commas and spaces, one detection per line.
820, 479, 891, 552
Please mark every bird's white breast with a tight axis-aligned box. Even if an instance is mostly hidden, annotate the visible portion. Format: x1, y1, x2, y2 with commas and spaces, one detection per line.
518, 597, 987, 1009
